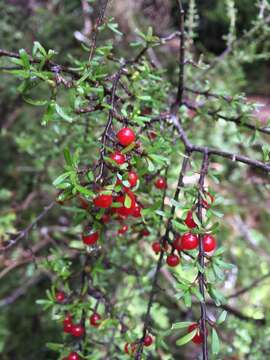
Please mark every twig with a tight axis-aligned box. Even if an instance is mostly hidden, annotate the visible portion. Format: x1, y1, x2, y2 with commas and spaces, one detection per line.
135, 151, 190, 360
1, 201, 55, 252
197, 152, 210, 360
88, 0, 110, 62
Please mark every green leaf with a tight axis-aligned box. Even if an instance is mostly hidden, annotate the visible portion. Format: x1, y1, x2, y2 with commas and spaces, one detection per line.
107, 22, 123, 36
55, 103, 73, 122
190, 287, 204, 301
53, 172, 72, 187
211, 328, 220, 354
46, 342, 64, 351
171, 321, 194, 330
176, 329, 197, 346
183, 291, 192, 308
64, 148, 73, 167
19, 49, 30, 70
216, 310, 227, 325
124, 194, 132, 208
23, 96, 48, 106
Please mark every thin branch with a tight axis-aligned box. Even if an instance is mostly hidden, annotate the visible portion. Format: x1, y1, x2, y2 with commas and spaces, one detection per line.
171, 115, 270, 172
197, 152, 210, 360
184, 101, 270, 136
1, 201, 55, 252
227, 272, 270, 299
88, 0, 110, 62
174, 0, 185, 110
135, 151, 190, 360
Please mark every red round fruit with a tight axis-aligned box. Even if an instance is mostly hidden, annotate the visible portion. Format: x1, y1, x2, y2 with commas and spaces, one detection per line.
141, 229, 150, 236
71, 324, 85, 337
148, 130, 157, 139
128, 171, 138, 187
144, 335, 153, 347
124, 343, 136, 354
55, 291, 65, 303
152, 242, 161, 254
118, 224, 128, 235
154, 177, 167, 190
172, 236, 182, 251
117, 127, 136, 146
63, 314, 72, 326
94, 194, 113, 208
132, 202, 142, 218
181, 233, 199, 250
64, 322, 73, 333
90, 313, 101, 327
82, 231, 99, 245
188, 323, 208, 345
102, 214, 110, 224
68, 352, 80, 360
203, 234, 217, 252
166, 254, 180, 267
185, 210, 197, 228
110, 151, 126, 165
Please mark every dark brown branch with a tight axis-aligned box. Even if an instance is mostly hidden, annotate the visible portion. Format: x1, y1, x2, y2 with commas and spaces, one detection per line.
1, 201, 55, 252
174, 0, 185, 110
184, 101, 270, 136
197, 152, 210, 360
135, 151, 190, 360
171, 115, 270, 172
227, 272, 270, 299
88, 0, 110, 62
205, 301, 266, 325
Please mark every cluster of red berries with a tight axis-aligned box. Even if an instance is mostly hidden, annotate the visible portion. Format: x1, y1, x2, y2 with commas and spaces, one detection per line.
124, 334, 154, 355
80, 128, 167, 246
55, 290, 103, 359
151, 206, 217, 267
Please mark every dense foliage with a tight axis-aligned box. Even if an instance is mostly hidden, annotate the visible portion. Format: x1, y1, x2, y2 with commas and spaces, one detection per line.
1, 1, 270, 359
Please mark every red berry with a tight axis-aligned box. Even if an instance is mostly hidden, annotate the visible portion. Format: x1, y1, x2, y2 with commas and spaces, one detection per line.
71, 324, 85, 337
118, 224, 128, 235
90, 313, 101, 327
132, 202, 142, 218
154, 177, 167, 190
144, 335, 153, 347
181, 233, 199, 250
203, 234, 217, 252
128, 171, 138, 187
152, 242, 161, 254
166, 254, 180, 267
102, 214, 110, 224
117, 127, 136, 146
55, 291, 65, 303
63, 314, 72, 326
188, 323, 208, 345
185, 210, 197, 228
110, 151, 126, 165
64, 322, 73, 333
124, 343, 136, 354
68, 352, 80, 360
94, 194, 113, 208
141, 229, 150, 236
148, 130, 157, 139
82, 231, 99, 245
172, 236, 182, 251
